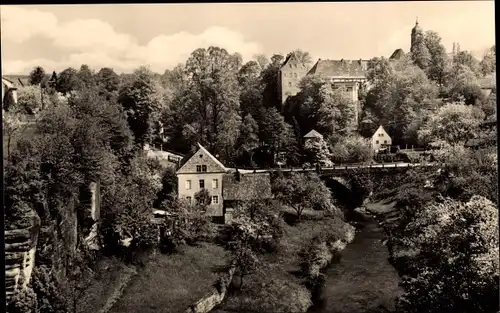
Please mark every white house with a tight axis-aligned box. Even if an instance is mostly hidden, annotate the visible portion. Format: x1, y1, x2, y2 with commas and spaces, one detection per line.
371, 125, 392, 151
176, 143, 227, 217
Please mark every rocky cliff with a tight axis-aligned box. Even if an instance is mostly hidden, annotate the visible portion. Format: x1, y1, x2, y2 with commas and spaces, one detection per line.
5, 209, 41, 302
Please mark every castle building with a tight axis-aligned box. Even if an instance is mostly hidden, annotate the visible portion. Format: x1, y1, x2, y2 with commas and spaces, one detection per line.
277, 20, 436, 129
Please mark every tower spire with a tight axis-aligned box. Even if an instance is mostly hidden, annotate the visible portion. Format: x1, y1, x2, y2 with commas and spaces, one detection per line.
416, 16, 419, 25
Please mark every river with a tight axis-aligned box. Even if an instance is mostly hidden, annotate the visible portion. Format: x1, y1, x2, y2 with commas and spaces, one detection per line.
308, 210, 402, 313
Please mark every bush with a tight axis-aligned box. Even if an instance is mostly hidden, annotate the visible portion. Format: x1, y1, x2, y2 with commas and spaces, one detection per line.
393, 196, 499, 313
330, 135, 373, 163
7, 288, 38, 313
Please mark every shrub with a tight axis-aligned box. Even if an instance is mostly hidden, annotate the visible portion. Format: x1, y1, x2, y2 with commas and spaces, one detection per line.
7, 288, 38, 313
330, 135, 373, 163
394, 196, 499, 313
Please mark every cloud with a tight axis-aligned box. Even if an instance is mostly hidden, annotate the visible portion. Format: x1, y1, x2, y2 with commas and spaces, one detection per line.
1, 6, 263, 74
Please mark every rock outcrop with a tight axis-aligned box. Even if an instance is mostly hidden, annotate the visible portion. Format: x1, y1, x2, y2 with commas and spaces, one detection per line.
5, 209, 41, 302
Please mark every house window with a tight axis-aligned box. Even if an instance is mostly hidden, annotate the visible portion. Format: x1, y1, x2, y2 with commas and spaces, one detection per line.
196, 165, 202, 172
199, 179, 205, 189
186, 196, 192, 203
346, 87, 353, 92
376, 140, 379, 144
294, 73, 297, 78
212, 179, 218, 189
384, 140, 387, 144
185, 180, 192, 190
378, 133, 384, 137
201, 165, 207, 172
212, 196, 219, 204
288, 82, 292, 87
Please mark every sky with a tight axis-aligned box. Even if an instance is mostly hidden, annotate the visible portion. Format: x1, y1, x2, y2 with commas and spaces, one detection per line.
1, 2, 495, 75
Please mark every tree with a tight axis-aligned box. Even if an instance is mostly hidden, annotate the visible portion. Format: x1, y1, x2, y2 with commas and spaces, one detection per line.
479, 45, 496, 76
453, 51, 481, 77
194, 188, 211, 207
238, 61, 264, 118
394, 196, 499, 313
178, 46, 241, 155
365, 56, 440, 144
410, 32, 431, 72
316, 85, 357, 143
230, 241, 260, 289
236, 114, 260, 166
48, 71, 58, 91
29, 66, 46, 86
272, 172, 336, 220
3, 112, 25, 160
286, 49, 313, 67
254, 54, 269, 70
261, 54, 284, 111
158, 198, 215, 251
330, 135, 373, 164
424, 30, 449, 85
118, 66, 164, 149
56, 68, 80, 95
96, 67, 120, 100
77, 64, 95, 90
303, 137, 332, 166
15, 85, 44, 114
257, 107, 298, 166
445, 63, 484, 105
417, 102, 485, 146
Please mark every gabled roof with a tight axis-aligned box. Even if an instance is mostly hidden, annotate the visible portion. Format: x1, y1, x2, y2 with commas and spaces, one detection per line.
372, 125, 391, 138
390, 49, 405, 60
280, 52, 306, 70
176, 143, 227, 173
222, 172, 272, 201
307, 59, 368, 78
2, 77, 16, 89
304, 129, 323, 139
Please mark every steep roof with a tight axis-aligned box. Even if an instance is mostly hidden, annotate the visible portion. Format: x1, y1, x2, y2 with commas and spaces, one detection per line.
307, 59, 368, 78
222, 172, 272, 201
372, 125, 391, 138
304, 129, 323, 139
2, 77, 16, 89
176, 143, 227, 173
390, 49, 405, 60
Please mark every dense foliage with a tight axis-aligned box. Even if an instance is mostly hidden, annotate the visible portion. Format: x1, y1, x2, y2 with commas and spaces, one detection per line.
4, 26, 496, 312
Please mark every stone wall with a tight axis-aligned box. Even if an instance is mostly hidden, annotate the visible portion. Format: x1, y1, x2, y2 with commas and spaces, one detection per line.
185, 265, 236, 313
5, 210, 41, 302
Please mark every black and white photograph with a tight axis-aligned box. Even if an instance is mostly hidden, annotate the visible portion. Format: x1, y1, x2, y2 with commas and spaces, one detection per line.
2, 1, 497, 313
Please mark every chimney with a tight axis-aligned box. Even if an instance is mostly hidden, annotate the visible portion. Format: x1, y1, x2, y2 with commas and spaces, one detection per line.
452, 42, 456, 55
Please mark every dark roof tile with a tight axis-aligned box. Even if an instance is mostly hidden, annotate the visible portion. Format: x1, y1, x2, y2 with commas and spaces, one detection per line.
307, 59, 368, 78
222, 173, 272, 201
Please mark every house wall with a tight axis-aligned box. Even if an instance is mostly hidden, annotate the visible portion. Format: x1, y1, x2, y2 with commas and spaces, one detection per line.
279, 58, 309, 104
178, 173, 224, 216
371, 129, 392, 151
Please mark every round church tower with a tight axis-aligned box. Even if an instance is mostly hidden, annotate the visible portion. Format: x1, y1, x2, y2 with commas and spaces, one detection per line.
410, 18, 424, 53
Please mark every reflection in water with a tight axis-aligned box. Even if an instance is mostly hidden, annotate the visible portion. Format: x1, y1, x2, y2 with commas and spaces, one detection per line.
308, 212, 402, 313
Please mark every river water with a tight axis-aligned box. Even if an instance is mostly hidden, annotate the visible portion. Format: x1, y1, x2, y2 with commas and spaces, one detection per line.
308, 211, 402, 313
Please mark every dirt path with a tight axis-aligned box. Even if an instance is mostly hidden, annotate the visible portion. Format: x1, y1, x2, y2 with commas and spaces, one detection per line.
309, 212, 402, 313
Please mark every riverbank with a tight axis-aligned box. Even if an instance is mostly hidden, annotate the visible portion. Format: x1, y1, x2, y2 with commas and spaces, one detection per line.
308, 208, 402, 313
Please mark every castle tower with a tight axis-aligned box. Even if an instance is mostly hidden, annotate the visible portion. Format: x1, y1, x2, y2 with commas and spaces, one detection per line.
278, 52, 309, 105
410, 17, 424, 53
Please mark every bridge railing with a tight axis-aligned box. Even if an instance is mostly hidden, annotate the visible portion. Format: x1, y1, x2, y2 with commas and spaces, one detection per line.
263, 162, 442, 173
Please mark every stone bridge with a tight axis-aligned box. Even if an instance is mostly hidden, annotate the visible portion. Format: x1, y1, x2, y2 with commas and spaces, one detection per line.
245, 162, 441, 191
